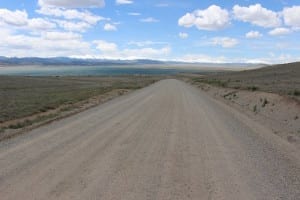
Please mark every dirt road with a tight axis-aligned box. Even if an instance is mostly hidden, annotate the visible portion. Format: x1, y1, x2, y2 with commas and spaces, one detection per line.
0, 79, 299, 200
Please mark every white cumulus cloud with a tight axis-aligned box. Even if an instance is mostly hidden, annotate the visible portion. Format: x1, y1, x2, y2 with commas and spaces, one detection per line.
0, 9, 56, 30
104, 23, 117, 31
178, 5, 230, 31
116, 0, 133, 5
181, 54, 228, 63
42, 31, 81, 40
211, 37, 239, 48
0, 30, 91, 57
127, 40, 167, 47
28, 18, 56, 30
245, 31, 262, 39
233, 4, 281, 28
122, 47, 170, 59
38, 0, 105, 8
55, 20, 91, 32
36, 7, 106, 25
0, 9, 28, 26
179, 32, 188, 39
92, 40, 171, 60
94, 40, 118, 52
140, 17, 159, 23
282, 6, 300, 28
128, 12, 140, 16
268, 27, 291, 36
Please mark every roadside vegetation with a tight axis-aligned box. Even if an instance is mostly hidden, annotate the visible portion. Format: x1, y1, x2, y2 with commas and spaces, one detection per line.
0, 75, 163, 137
186, 62, 300, 99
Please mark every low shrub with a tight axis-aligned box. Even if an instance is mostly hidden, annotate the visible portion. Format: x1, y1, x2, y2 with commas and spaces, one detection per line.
248, 86, 259, 91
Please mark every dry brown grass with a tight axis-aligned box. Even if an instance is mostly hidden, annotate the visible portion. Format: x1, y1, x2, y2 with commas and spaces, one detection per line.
187, 62, 300, 99
0, 75, 163, 126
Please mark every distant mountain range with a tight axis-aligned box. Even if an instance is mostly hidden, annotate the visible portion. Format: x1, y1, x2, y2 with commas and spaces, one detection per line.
0, 56, 265, 69
0, 57, 171, 66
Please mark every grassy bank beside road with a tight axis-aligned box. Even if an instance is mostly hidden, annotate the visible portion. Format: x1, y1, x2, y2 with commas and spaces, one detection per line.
186, 62, 300, 99
0, 75, 163, 139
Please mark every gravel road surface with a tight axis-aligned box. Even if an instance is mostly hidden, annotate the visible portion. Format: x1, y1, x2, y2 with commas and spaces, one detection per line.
0, 79, 299, 200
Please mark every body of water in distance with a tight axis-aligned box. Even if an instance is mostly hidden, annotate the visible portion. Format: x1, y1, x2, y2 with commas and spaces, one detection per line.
0, 65, 203, 76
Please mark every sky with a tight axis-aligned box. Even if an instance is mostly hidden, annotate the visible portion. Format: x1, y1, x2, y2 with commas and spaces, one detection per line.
0, 0, 299, 63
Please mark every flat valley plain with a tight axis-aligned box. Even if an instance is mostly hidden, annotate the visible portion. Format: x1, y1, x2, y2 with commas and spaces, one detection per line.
0, 75, 165, 138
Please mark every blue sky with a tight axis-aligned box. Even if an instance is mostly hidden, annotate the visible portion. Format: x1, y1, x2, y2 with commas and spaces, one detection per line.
0, 0, 299, 63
